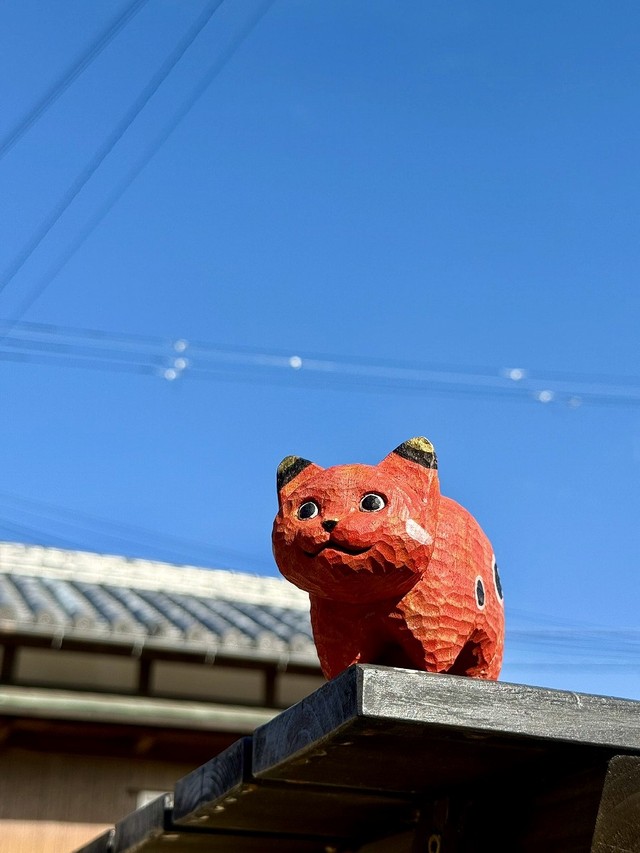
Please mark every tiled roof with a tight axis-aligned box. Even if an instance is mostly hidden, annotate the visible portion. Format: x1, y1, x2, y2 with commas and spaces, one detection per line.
0, 541, 317, 659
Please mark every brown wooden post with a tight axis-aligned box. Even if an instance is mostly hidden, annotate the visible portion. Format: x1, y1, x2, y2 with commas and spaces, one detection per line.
137, 657, 153, 696
0, 643, 16, 683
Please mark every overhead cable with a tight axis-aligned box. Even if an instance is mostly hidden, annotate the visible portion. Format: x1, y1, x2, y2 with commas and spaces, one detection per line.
0, 520, 82, 552
0, 0, 151, 161
0, 0, 226, 299
0, 488, 274, 573
0, 0, 276, 335
2, 319, 640, 408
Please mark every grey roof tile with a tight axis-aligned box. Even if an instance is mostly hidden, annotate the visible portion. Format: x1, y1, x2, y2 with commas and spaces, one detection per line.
40, 577, 101, 630
0, 541, 318, 664
10, 574, 65, 625
72, 580, 142, 634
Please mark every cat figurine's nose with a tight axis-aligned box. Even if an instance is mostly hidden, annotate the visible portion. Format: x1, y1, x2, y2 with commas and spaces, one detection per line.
322, 519, 338, 533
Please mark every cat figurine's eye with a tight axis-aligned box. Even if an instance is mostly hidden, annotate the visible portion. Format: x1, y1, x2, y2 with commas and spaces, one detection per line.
359, 493, 386, 512
298, 501, 319, 519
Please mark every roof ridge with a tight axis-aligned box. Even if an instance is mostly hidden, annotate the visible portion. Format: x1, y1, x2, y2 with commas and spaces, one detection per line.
0, 541, 310, 610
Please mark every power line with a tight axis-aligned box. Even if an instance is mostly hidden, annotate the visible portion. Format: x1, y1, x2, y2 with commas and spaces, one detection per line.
0, 0, 226, 299
0, 0, 276, 334
2, 318, 640, 407
0, 519, 84, 553
0, 0, 151, 161
0, 489, 272, 573
1, 317, 163, 347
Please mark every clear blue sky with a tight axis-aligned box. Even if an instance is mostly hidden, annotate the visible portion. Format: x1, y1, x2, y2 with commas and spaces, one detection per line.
1, 0, 639, 699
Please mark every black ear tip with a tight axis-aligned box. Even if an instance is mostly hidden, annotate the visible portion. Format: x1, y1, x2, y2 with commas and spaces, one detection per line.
277, 456, 313, 491
392, 437, 438, 470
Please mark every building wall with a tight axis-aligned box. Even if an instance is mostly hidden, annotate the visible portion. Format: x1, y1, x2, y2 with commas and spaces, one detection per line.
0, 820, 110, 853
0, 748, 194, 853
15, 648, 139, 693
7, 645, 324, 708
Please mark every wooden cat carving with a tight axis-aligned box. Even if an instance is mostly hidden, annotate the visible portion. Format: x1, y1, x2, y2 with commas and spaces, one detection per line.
272, 437, 504, 680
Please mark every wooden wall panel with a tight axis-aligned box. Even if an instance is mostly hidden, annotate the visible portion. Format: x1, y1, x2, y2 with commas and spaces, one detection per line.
15, 648, 138, 692
151, 662, 264, 704
0, 749, 193, 823
276, 672, 325, 708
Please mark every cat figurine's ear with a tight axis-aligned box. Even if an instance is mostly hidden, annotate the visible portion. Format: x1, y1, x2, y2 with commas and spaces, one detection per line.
276, 455, 323, 503
379, 437, 440, 491
389, 437, 438, 470
380, 435, 438, 471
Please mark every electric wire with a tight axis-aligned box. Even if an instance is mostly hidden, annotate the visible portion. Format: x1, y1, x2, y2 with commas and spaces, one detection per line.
7, 317, 640, 389
0, 0, 151, 161
0, 519, 83, 552
0, 348, 155, 377
0, 489, 274, 573
0, 0, 276, 335
2, 319, 640, 408
0, 0, 226, 299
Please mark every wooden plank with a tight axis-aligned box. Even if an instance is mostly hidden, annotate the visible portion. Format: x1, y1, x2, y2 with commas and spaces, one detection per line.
253, 665, 640, 793
74, 669, 640, 853
252, 664, 360, 775
173, 735, 419, 839
591, 755, 640, 852
359, 666, 640, 748
173, 738, 250, 824
108, 789, 346, 852
111, 794, 260, 852
111, 795, 169, 853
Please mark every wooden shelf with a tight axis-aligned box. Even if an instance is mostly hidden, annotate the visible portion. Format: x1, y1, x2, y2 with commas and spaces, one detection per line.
73, 665, 640, 852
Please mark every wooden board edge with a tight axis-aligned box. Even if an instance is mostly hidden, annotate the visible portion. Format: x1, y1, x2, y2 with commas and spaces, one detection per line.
359, 666, 640, 751
252, 665, 359, 777
173, 737, 252, 824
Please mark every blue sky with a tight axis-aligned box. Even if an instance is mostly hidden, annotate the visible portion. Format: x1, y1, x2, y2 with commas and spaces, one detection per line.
1, 0, 639, 699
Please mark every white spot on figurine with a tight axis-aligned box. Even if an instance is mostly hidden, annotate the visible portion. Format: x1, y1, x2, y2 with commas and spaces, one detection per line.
405, 519, 433, 546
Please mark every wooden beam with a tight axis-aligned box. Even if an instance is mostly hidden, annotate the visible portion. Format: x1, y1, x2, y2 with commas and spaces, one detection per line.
263, 666, 277, 708
0, 685, 276, 733
137, 657, 153, 696
591, 755, 640, 852
73, 667, 640, 853
111, 792, 332, 852
173, 738, 251, 824
1, 629, 320, 675
0, 643, 16, 683
173, 736, 418, 839
252, 665, 640, 790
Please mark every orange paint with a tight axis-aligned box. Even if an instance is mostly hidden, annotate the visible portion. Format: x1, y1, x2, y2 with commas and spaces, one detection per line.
272, 438, 504, 680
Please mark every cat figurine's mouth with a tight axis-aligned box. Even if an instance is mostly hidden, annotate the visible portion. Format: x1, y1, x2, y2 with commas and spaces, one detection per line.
303, 541, 372, 558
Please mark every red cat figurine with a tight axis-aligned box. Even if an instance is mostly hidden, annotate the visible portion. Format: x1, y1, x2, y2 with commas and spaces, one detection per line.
272, 437, 504, 680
